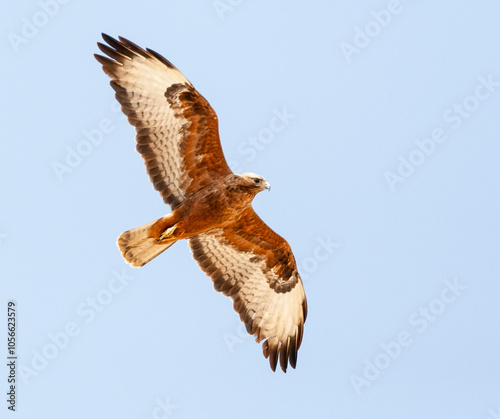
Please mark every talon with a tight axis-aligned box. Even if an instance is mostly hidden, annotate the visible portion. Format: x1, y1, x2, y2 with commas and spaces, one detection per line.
158, 226, 176, 242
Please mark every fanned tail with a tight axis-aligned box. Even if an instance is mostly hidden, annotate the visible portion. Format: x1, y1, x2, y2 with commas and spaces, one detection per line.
117, 219, 176, 267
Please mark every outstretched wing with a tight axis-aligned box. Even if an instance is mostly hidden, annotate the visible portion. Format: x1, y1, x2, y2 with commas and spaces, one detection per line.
95, 34, 232, 209
189, 207, 307, 372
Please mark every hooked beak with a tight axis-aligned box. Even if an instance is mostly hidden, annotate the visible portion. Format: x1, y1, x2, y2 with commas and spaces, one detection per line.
264, 181, 271, 191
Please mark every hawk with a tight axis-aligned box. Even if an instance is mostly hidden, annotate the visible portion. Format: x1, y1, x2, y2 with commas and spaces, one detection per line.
95, 34, 307, 372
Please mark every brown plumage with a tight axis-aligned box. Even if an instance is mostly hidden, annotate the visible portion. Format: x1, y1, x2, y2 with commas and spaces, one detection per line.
95, 34, 307, 372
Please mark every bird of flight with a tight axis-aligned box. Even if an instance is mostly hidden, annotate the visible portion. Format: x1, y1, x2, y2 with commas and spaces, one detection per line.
95, 34, 307, 372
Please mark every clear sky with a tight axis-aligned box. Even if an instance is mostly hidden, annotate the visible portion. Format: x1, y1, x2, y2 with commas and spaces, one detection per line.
2, 1, 500, 418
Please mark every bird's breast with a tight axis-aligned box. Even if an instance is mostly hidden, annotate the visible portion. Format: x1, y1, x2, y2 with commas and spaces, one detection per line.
173, 185, 252, 236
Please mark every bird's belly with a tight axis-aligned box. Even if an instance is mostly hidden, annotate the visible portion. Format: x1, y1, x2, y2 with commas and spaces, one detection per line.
171, 191, 243, 238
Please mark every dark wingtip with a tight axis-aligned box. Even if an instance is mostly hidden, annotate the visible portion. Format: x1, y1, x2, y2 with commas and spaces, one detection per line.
269, 348, 278, 372
279, 344, 288, 373
289, 335, 298, 369
101, 33, 117, 45
94, 53, 105, 64
146, 47, 176, 69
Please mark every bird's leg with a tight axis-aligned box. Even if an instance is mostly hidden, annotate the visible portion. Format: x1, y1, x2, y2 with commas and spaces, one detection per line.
147, 212, 180, 243
158, 225, 177, 242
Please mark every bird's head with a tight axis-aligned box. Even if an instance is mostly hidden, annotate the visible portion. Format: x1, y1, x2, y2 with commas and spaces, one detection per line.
238, 172, 271, 193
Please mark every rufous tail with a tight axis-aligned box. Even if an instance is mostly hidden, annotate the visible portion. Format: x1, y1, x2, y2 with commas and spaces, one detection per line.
117, 219, 176, 268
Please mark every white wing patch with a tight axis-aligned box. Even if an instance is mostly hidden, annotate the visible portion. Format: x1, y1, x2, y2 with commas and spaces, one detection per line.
96, 35, 196, 207
189, 230, 307, 372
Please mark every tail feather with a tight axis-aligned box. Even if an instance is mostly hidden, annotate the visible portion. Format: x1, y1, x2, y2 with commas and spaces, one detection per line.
117, 219, 176, 268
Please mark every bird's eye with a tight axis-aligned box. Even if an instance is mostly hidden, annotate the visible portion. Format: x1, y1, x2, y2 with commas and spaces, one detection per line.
254, 178, 261, 184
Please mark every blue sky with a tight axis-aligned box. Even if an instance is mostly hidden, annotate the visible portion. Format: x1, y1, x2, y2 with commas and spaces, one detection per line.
2, 1, 500, 418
